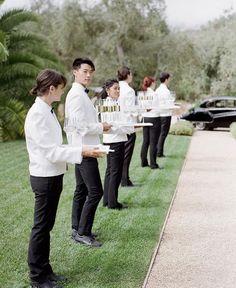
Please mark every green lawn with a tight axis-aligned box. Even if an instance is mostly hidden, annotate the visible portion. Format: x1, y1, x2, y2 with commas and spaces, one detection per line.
0, 132, 190, 288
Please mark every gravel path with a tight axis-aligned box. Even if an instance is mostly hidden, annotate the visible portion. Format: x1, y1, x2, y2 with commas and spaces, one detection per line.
143, 130, 236, 288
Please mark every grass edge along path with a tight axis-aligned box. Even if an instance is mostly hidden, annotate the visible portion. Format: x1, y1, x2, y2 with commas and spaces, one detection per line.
0, 132, 190, 288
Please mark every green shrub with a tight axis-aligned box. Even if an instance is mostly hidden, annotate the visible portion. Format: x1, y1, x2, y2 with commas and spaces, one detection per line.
169, 120, 194, 136
230, 122, 236, 139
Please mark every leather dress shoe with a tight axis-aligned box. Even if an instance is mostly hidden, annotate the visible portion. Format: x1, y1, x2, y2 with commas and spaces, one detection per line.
121, 180, 134, 187
109, 203, 128, 210
150, 164, 163, 169
73, 234, 102, 247
47, 273, 67, 282
150, 164, 159, 169
157, 154, 166, 157
31, 280, 63, 288
72, 229, 97, 240
141, 160, 149, 167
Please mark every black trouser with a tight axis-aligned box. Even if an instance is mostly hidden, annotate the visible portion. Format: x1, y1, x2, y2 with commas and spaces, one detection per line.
141, 117, 161, 166
72, 157, 103, 236
28, 174, 63, 283
121, 132, 136, 185
157, 116, 171, 156
103, 142, 125, 208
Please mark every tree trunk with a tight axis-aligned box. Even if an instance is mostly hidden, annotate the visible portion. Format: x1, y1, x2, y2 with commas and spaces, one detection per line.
116, 41, 125, 66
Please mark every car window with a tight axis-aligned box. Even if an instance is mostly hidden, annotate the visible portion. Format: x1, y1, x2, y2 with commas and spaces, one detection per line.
215, 100, 225, 108
206, 101, 215, 108
226, 99, 235, 107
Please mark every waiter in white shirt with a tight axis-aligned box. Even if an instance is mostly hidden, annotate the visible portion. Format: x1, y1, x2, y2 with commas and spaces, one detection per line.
65, 58, 111, 247
155, 72, 172, 158
100, 79, 134, 209
25, 69, 102, 288
118, 66, 136, 187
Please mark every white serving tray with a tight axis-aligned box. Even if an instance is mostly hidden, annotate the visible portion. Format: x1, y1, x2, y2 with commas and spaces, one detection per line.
83, 144, 114, 154
111, 122, 153, 127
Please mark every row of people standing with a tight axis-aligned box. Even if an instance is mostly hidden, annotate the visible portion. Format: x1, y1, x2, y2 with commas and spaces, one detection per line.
24, 56, 173, 288
140, 72, 173, 169
24, 58, 139, 288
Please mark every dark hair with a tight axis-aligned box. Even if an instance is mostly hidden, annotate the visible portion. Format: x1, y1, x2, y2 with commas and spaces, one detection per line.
117, 66, 131, 81
159, 72, 170, 83
30, 69, 67, 96
72, 57, 95, 71
141, 76, 155, 91
99, 79, 119, 99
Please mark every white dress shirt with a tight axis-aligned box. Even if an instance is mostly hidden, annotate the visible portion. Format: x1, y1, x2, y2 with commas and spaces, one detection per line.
142, 87, 160, 118
24, 97, 83, 177
118, 81, 137, 123
65, 82, 103, 146
103, 97, 134, 143
155, 83, 172, 117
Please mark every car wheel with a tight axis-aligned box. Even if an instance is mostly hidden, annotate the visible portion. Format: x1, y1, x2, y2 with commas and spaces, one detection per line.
195, 122, 206, 130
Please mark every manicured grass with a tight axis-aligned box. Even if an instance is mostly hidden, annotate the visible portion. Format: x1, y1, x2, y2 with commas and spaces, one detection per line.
0, 132, 190, 288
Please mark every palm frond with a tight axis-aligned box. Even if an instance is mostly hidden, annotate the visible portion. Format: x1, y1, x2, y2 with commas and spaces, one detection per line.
0, 76, 34, 101
8, 32, 45, 49
0, 62, 39, 81
0, 9, 38, 32
0, 41, 8, 61
0, 98, 27, 141
0, 30, 8, 61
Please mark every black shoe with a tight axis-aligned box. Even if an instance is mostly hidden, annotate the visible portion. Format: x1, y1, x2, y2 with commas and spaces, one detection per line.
71, 229, 78, 239
141, 160, 149, 167
72, 229, 97, 240
31, 280, 63, 288
150, 164, 159, 169
109, 203, 128, 210
121, 180, 134, 187
73, 234, 102, 247
141, 163, 149, 167
47, 273, 67, 283
157, 154, 165, 158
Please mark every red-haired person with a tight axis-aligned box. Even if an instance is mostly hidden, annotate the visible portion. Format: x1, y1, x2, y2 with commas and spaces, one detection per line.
140, 76, 161, 169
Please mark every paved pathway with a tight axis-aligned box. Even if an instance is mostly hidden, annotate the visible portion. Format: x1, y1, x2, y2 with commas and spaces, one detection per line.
143, 130, 236, 288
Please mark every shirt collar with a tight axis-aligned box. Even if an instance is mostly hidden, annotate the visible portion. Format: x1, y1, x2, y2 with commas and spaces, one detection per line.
72, 82, 87, 91
35, 97, 52, 112
160, 83, 167, 88
119, 80, 129, 87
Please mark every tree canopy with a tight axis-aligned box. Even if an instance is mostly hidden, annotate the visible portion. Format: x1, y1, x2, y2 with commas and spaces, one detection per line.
1, 0, 236, 141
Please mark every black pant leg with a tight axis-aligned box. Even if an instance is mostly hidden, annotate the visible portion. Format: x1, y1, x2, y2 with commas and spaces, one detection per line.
77, 158, 103, 236
28, 174, 63, 283
157, 116, 171, 156
149, 117, 161, 166
121, 132, 136, 185
140, 118, 150, 165
72, 165, 88, 231
104, 142, 124, 208
103, 152, 111, 206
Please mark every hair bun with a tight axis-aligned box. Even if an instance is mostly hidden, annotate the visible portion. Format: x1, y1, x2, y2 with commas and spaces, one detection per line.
30, 86, 38, 96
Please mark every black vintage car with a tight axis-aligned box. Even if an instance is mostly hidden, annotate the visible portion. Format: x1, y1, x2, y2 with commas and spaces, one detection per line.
181, 96, 236, 130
